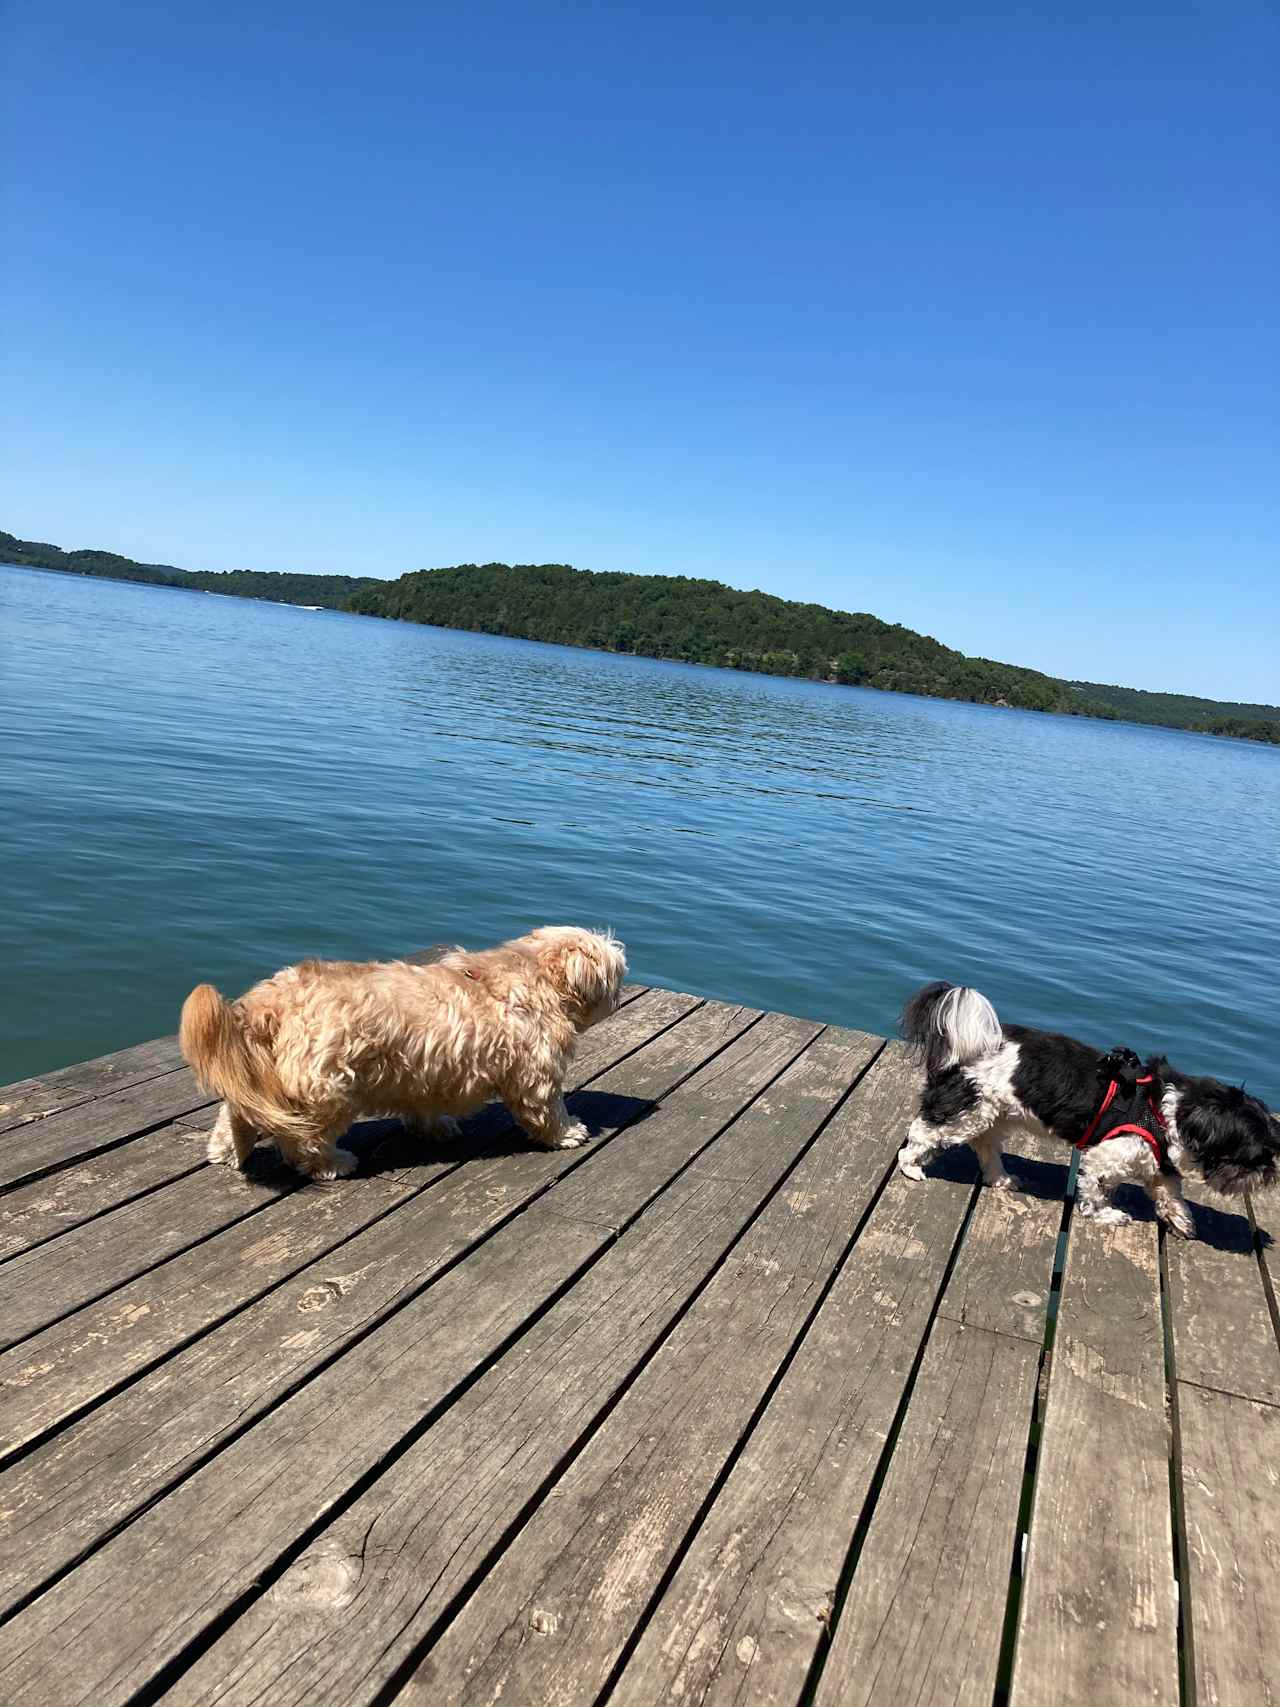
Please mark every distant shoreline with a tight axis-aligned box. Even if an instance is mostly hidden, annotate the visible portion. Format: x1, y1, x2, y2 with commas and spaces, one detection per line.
3, 530, 1277, 748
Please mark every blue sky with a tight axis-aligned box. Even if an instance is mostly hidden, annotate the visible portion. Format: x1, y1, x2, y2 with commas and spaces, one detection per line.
4, 2, 1277, 700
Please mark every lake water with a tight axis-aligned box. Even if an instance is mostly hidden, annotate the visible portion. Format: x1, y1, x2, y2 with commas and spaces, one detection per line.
2, 561, 1277, 1103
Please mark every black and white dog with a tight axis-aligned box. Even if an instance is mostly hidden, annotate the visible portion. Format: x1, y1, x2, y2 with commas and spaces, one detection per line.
898, 982, 1279, 1237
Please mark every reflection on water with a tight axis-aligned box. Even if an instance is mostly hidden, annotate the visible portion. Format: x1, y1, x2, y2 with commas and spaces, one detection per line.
2, 561, 1277, 1104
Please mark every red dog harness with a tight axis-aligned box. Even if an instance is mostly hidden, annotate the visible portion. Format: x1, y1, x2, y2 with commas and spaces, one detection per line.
1076, 1066, 1169, 1168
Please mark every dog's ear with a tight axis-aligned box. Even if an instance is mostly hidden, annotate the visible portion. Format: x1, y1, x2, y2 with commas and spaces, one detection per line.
551, 932, 624, 1014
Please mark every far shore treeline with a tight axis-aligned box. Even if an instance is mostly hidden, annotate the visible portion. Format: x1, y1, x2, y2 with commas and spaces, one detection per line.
4, 528, 1276, 745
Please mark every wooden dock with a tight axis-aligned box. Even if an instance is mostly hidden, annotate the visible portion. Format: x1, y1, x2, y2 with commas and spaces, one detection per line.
1, 975, 1277, 1706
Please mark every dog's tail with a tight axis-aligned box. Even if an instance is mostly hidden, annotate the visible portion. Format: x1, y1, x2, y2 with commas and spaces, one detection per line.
900, 982, 1004, 1078
179, 984, 308, 1141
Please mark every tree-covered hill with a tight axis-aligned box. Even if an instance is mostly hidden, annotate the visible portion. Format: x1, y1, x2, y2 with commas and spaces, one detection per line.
0, 530, 378, 609
5, 530, 1276, 743
1063, 678, 1280, 743
350, 561, 1280, 741
349, 561, 1077, 710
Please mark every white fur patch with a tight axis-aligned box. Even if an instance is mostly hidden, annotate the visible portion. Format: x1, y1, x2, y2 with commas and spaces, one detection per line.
934, 986, 1003, 1067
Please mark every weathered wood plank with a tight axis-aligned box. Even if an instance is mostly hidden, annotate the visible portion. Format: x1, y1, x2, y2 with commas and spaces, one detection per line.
0, 985, 700, 1466
0, 1150, 413, 1473
0, 1209, 608, 1703
936, 1132, 1068, 1340
591, 1054, 982, 1707
1178, 1382, 1280, 1707
0, 991, 725, 1618
0, 1126, 208, 1263
158, 1027, 881, 1706
1166, 1186, 1280, 1406
544, 1016, 819, 1226
1247, 1190, 1280, 1366
396, 1049, 976, 1707
1159, 1172, 1276, 1707
816, 1318, 1040, 1707
0, 1138, 301, 1351
810, 1135, 1066, 1707
0, 1069, 214, 1193
0, 1039, 186, 1136
0, 1007, 804, 1705
1009, 1214, 1178, 1707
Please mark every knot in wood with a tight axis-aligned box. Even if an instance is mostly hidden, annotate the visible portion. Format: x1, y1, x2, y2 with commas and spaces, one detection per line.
271, 1548, 363, 1611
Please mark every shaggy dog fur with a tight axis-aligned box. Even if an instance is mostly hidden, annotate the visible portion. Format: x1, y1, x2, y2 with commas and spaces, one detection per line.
898, 982, 1280, 1238
179, 926, 627, 1180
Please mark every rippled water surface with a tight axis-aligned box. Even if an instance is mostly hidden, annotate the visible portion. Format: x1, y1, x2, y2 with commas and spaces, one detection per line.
2, 562, 1276, 1101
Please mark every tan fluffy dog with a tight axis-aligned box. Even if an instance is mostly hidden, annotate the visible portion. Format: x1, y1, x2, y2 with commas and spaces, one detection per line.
179, 926, 627, 1180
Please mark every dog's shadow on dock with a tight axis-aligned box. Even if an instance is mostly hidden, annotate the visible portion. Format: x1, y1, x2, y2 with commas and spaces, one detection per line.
1109, 1183, 1271, 1253
354, 1089, 657, 1177
1009, 1152, 1072, 1204
922, 1147, 1072, 1202
919, 1148, 1269, 1254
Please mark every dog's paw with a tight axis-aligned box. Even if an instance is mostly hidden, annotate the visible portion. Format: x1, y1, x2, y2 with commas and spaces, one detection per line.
898, 1154, 927, 1182
988, 1172, 1025, 1195
553, 1121, 591, 1150
207, 1136, 242, 1168
1161, 1206, 1196, 1240
1079, 1203, 1131, 1226
307, 1147, 359, 1181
